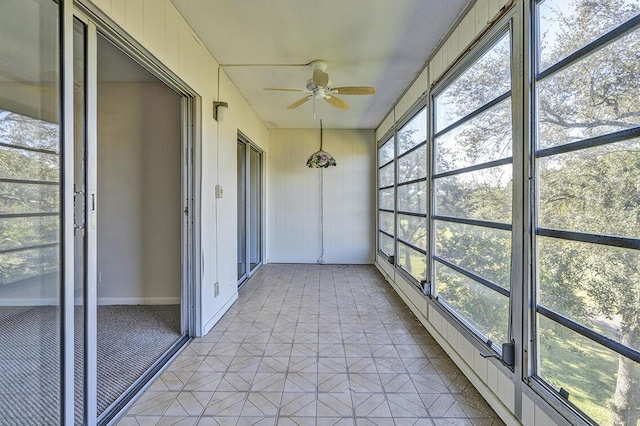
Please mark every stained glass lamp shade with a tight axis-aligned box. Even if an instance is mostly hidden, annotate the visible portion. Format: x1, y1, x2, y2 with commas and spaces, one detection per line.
307, 120, 336, 168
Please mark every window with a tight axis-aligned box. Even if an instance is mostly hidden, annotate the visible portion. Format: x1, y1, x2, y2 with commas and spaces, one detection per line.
432, 30, 513, 348
396, 109, 427, 282
377, 136, 395, 259
533, 1, 640, 424
0, 111, 60, 285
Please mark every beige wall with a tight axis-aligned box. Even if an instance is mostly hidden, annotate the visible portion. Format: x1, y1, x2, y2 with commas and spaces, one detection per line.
267, 129, 375, 264
96, 81, 181, 303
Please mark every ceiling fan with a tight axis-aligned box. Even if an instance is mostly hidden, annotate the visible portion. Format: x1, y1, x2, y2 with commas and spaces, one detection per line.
264, 60, 375, 110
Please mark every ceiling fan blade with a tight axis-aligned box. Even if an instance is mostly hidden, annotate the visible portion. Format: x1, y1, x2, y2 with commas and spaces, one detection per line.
331, 86, 376, 95
313, 69, 329, 87
264, 87, 304, 92
287, 95, 312, 109
324, 95, 349, 110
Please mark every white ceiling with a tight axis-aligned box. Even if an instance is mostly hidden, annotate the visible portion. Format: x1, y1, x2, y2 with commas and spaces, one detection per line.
171, 0, 471, 130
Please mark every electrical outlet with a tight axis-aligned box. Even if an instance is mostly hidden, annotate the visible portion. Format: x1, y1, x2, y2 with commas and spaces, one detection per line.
214, 282, 219, 297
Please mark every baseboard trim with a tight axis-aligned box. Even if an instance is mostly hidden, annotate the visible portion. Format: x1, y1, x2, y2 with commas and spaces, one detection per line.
202, 292, 238, 336
97, 297, 181, 305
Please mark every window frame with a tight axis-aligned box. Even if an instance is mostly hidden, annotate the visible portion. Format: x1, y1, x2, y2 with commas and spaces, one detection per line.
377, 133, 396, 264
394, 106, 428, 286
0, 112, 62, 286
527, 1, 640, 424
429, 19, 518, 356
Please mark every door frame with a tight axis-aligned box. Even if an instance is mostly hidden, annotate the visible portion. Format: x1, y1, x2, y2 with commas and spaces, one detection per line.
62, 2, 202, 425
237, 132, 264, 286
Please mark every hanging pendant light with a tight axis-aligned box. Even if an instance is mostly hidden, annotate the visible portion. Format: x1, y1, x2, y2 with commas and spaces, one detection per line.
306, 119, 337, 168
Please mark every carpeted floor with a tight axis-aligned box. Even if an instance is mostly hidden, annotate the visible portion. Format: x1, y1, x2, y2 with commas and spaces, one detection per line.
0, 304, 181, 425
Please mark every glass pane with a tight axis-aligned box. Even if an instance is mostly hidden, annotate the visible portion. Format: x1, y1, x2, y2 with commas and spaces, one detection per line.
434, 165, 512, 223
378, 138, 394, 166
0, 145, 59, 182
398, 108, 427, 153
397, 242, 426, 281
379, 210, 394, 236
0, 215, 58, 251
538, 0, 640, 72
378, 188, 394, 211
73, 18, 86, 425
379, 232, 394, 257
538, 28, 640, 149
435, 32, 511, 132
435, 98, 512, 174
538, 237, 639, 352
435, 262, 509, 344
249, 148, 262, 270
0, 0, 61, 423
379, 162, 394, 188
537, 315, 640, 426
398, 214, 427, 250
435, 220, 511, 290
398, 145, 426, 183
0, 182, 59, 214
237, 142, 246, 279
0, 245, 58, 285
0, 111, 59, 152
538, 138, 640, 238
397, 181, 427, 215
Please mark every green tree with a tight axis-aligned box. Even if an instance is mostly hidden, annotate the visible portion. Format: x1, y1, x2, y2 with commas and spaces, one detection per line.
536, 1, 640, 424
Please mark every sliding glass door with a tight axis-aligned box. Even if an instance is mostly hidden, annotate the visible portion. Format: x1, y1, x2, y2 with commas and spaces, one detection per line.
249, 147, 262, 271
237, 138, 263, 284
0, 0, 62, 423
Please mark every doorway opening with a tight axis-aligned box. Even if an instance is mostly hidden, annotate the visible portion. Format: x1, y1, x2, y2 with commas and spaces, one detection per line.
237, 135, 263, 286
91, 33, 189, 419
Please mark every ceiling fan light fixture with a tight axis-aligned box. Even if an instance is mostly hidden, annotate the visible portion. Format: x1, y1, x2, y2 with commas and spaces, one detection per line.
307, 120, 336, 168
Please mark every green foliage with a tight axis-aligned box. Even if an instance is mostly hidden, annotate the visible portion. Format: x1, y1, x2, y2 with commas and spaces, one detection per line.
0, 110, 60, 285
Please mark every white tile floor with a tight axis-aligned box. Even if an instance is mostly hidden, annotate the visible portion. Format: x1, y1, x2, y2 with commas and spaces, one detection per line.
118, 264, 504, 426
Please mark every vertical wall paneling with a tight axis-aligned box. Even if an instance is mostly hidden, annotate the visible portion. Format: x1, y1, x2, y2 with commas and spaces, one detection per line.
429, 49, 443, 86
475, 0, 490, 33
323, 130, 375, 263
125, 0, 143, 44
142, 0, 165, 62
522, 394, 536, 426
458, 6, 476, 51
376, 112, 394, 141
267, 129, 374, 264
447, 28, 459, 68
395, 68, 427, 122
164, 3, 180, 73
489, 0, 503, 17
498, 372, 516, 413
177, 17, 189, 81
92, 0, 110, 13
111, 0, 126, 27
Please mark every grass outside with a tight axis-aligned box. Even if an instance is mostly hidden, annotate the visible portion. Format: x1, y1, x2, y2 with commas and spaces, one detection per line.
539, 319, 624, 425
396, 251, 426, 281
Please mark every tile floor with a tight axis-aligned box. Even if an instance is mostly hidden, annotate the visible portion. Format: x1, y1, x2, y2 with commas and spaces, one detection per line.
118, 264, 504, 426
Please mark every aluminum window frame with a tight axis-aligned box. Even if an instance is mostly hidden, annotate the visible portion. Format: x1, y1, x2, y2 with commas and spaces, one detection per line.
394, 106, 429, 287
377, 133, 396, 263
430, 19, 517, 355
527, 1, 640, 424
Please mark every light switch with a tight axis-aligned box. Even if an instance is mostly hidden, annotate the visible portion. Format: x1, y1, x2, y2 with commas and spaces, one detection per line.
215, 184, 224, 198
